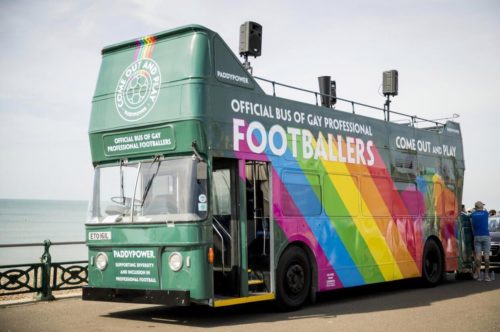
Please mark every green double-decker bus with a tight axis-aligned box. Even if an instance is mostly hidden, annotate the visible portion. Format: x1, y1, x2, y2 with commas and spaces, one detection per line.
83, 25, 472, 309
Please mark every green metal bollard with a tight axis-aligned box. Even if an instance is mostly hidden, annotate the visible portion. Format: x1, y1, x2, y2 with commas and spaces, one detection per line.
36, 240, 55, 301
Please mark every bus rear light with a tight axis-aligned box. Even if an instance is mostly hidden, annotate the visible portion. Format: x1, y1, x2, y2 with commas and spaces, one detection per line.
208, 247, 214, 265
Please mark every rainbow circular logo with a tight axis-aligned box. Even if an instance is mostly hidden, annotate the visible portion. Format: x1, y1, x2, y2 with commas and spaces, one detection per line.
115, 58, 161, 122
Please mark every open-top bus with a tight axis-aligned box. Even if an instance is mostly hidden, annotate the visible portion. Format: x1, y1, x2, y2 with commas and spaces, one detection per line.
83, 24, 471, 309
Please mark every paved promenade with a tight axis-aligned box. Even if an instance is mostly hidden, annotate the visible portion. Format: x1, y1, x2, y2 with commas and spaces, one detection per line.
1, 272, 499, 332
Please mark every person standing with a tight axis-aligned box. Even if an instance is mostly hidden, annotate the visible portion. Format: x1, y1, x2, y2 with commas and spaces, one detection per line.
470, 201, 491, 281
460, 204, 468, 216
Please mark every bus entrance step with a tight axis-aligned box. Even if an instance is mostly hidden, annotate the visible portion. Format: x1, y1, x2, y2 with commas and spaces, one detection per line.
213, 292, 275, 307
248, 279, 264, 286
247, 269, 266, 292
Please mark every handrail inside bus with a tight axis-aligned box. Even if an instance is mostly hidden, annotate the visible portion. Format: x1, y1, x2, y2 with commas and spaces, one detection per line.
253, 76, 445, 130
213, 217, 232, 241
211, 222, 226, 273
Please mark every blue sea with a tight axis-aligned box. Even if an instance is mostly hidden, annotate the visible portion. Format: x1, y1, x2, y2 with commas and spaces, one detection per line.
0, 199, 88, 266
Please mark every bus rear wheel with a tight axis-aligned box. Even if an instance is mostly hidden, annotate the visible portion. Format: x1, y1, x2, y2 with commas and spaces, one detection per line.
276, 246, 311, 310
422, 239, 444, 287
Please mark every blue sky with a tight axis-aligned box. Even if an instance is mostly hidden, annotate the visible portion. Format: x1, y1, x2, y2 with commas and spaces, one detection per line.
0, 0, 499, 210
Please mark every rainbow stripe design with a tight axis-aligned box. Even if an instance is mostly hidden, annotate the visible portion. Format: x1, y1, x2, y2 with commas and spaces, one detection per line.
134, 35, 156, 60
235, 120, 459, 291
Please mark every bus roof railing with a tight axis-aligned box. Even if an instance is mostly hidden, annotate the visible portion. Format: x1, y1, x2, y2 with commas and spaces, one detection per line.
254, 76, 445, 130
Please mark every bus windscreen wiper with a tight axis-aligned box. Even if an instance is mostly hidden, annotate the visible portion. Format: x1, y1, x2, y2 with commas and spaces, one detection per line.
141, 156, 162, 207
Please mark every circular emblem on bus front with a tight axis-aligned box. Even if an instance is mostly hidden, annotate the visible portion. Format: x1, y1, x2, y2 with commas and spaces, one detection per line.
115, 58, 161, 122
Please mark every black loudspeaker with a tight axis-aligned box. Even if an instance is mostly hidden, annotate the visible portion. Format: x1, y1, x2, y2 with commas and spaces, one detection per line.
318, 76, 332, 107
330, 80, 337, 106
239, 21, 262, 57
383, 70, 398, 96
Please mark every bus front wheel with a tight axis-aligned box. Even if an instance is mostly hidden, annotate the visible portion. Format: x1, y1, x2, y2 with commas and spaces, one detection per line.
276, 246, 311, 310
422, 239, 444, 287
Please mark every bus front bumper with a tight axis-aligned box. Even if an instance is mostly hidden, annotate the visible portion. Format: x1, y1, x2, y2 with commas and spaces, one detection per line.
82, 286, 190, 306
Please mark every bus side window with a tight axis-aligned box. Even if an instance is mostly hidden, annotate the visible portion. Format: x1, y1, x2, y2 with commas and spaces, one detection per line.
281, 170, 321, 217
391, 149, 417, 180
324, 173, 359, 217
429, 182, 445, 216
417, 154, 440, 177
441, 158, 456, 182
361, 176, 392, 217
444, 183, 457, 217
394, 182, 423, 216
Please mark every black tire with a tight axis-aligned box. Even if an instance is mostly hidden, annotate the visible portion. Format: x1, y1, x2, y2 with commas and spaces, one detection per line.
422, 239, 444, 287
276, 246, 311, 310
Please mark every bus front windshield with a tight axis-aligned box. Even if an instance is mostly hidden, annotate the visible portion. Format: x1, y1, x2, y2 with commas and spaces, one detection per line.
87, 156, 207, 223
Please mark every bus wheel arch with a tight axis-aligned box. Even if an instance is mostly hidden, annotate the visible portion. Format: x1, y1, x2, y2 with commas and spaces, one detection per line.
421, 236, 445, 287
276, 243, 315, 309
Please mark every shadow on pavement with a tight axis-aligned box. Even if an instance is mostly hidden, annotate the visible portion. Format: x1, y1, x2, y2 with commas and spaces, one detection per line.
105, 267, 500, 328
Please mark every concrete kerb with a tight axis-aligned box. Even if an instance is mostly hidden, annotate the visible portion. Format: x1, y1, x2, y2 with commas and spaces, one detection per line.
0, 290, 82, 308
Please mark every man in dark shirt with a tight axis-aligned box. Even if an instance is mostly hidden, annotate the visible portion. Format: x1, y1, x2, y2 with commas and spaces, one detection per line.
470, 201, 491, 281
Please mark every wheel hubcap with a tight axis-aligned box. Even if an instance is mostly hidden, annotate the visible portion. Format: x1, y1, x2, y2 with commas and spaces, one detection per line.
286, 264, 305, 294
425, 250, 439, 280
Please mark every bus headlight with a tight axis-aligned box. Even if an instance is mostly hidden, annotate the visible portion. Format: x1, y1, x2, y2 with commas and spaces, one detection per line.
95, 252, 108, 271
168, 252, 183, 272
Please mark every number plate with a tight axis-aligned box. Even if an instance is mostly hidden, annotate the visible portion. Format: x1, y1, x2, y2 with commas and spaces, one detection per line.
88, 231, 112, 241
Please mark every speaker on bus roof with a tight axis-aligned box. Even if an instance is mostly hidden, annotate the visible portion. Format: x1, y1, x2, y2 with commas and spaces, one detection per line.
383, 70, 398, 96
318, 76, 336, 107
318, 76, 331, 107
239, 21, 262, 57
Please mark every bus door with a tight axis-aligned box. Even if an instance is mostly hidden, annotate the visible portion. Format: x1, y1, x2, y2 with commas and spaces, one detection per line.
211, 158, 272, 298
245, 161, 272, 295
212, 159, 240, 296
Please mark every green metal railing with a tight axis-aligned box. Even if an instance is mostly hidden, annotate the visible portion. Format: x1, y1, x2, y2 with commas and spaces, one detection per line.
0, 240, 87, 301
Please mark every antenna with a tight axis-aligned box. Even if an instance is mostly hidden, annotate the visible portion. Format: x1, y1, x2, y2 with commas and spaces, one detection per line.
382, 70, 398, 121
239, 21, 262, 74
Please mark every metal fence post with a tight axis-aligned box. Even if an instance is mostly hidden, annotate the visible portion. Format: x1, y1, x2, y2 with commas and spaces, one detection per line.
36, 240, 55, 301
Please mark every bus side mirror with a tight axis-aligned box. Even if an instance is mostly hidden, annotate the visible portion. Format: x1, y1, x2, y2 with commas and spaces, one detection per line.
197, 161, 207, 180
